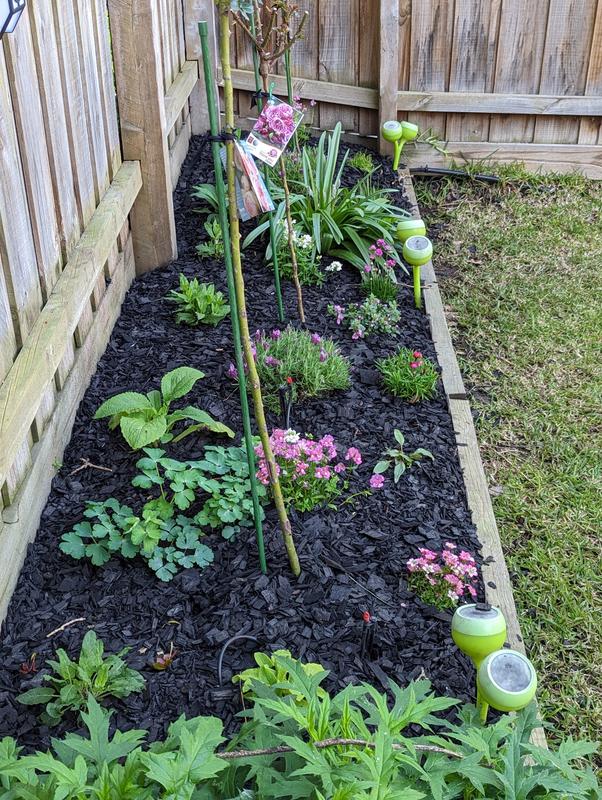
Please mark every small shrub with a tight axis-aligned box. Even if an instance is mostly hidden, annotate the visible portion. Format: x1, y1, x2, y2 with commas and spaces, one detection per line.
378, 347, 438, 401
407, 542, 478, 609
348, 150, 376, 173
328, 296, 401, 339
275, 220, 323, 286
255, 428, 362, 512
166, 275, 230, 326
196, 218, 224, 259
360, 238, 402, 301
17, 631, 144, 725
373, 428, 434, 484
228, 327, 350, 407
94, 367, 234, 450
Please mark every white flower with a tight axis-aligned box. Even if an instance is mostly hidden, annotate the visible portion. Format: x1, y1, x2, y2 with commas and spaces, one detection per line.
283, 429, 300, 444
326, 260, 342, 272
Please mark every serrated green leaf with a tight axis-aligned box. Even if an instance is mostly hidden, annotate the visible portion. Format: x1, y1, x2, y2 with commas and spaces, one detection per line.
160, 367, 204, 402
94, 392, 152, 420
120, 415, 168, 450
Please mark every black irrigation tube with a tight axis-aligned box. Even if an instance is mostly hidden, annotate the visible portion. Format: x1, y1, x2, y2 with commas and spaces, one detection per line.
410, 166, 501, 184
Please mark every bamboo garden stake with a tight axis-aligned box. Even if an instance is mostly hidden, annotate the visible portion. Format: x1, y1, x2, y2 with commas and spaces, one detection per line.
198, 21, 267, 574
233, 0, 308, 323
213, 2, 300, 576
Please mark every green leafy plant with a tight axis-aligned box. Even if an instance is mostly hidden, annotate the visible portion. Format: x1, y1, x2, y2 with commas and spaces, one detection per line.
17, 632, 144, 726
93, 366, 234, 450
244, 123, 411, 269
348, 150, 376, 173
166, 275, 230, 326
196, 217, 225, 259
329, 296, 401, 340
133, 444, 267, 540
59, 497, 213, 581
2, 655, 599, 799
373, 429, 434, 483
229, 326, 350, 409
233, 649, 326, 701
275, 219, 323, 286
378, 347, 439, 402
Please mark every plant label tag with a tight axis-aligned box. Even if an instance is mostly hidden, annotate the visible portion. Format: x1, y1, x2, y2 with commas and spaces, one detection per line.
246, 97, 304, 166
220, 141, 274, 220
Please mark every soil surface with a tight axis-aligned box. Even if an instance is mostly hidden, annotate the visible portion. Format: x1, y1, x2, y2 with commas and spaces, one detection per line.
0, 136, 483, 749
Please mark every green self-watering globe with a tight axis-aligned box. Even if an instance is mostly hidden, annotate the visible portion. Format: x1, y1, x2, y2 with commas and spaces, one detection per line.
396, 218, 426, 244
402, 235, 433, 309
452, 603, 507, 668
380, 120, 419, 171
477, 649, 538, 723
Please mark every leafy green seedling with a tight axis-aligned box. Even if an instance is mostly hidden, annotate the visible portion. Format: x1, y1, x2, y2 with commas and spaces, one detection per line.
373, 429, 434, 482
196, 218, 225, 259
167, 275, 230, 327
94, 366, 234, 450
17, 631, 144, 726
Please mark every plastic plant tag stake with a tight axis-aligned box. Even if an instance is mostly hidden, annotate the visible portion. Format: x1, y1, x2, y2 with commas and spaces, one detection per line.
220, 141, 274, 220
246, 97, 304, 166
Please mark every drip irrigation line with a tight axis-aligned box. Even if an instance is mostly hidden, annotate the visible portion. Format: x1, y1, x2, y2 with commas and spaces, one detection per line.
320, 553, 397, 609
217, 634, 260, 686
199, 22, 267, 575
410, 166, 500, 184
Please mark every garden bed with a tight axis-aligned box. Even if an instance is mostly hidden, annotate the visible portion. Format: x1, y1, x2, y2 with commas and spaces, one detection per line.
0, 136, 484, 749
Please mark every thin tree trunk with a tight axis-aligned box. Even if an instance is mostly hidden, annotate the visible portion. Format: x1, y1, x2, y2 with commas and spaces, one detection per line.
218, 5, 300, 576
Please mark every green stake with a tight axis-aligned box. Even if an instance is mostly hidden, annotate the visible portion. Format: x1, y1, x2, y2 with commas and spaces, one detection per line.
199, 21, 266, 574
250, 15, 285, 324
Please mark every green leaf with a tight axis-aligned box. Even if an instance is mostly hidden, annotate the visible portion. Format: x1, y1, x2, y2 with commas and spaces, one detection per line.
393, 462, 406, 483
120, 414, 168, 450
94, 392, 152, 420
160, 367, 204, 402
59, 531, 87, 559
16, 687, 56, 706
86, 542, 112, 566
374, 460, 390, 474
394, 429, 405, 446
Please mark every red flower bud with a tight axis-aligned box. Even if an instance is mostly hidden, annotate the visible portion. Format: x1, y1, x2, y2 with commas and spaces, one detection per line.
286, 376, 294, 384
362, 611, 371, 623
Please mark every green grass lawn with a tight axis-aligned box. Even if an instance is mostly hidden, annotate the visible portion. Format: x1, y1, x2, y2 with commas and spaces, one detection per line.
415, 166, 602, 755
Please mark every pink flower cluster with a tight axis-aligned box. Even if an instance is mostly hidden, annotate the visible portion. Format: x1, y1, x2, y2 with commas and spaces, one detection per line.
362, 239, 397, 281
253, 102, 296, 146
410, 350, 423, 369
255, 429, 362, 487
407, 542, 478, 607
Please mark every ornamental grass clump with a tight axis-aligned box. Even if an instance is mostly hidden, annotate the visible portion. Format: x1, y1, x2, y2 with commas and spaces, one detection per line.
227, 326, 350, 407
378, 347, 438, 401
407, 543, 478, 609
255, 429, 362, 512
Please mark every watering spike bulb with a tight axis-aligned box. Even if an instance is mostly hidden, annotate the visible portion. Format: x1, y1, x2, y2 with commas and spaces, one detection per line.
402, 235, 433, 309
396, 218, 426, 243
477, 649, 537, 722
380, 120, 419, 171
452, 603, 507, 668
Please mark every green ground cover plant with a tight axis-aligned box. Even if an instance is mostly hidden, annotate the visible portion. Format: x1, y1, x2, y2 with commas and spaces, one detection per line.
275, 219, 323, 285
94, 366, 234, 450
329, 296, 401, 340
166, 275, 230, 326
348, 149, 376, 173
378, 348, 438, 401
3, 654, 598, 798
17, 631, 144, 726
196, 217, 225, 259
60, 444, 267, 579
415, 165, 602, 759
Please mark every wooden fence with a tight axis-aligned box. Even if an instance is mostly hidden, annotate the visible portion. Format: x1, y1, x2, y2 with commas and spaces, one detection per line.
228, 0, 602, 176
0, 0, 216, 620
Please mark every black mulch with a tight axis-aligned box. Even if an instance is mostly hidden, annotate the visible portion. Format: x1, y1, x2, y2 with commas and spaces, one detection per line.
0, 135, 483, 750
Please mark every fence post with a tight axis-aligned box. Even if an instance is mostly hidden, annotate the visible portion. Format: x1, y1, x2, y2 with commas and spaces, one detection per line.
379, 0, 399, 155
184, 0, 218, 135
107, 0, 177, 273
